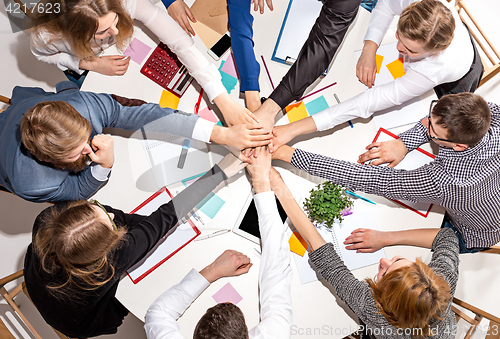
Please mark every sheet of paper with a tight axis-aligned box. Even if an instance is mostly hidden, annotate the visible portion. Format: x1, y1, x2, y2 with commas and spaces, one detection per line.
220, 53, 239, 78
372, 96, 426, 130
219, 61, 238, 94
286, 102, 308, 123
375, 54, 384, 73
124, 38, 151, 64
212, 282, 243, 304
159, 90, 180, 109
191, 21, 222, 49
289, 231, 308, 256
305, 96, 329, 115
355, 42, 401, 87
133, 190, 172, 216
386, 57, 405, 79
197, 192, 225, 219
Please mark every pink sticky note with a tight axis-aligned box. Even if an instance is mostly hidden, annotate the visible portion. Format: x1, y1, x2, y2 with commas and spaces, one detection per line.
212, 282, 243, 304
220, 53, 239, 79
124, 38, 152, 64
198, 107, 220, 124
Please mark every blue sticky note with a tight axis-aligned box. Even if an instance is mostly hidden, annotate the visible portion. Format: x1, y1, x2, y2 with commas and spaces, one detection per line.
219, 61, 238, 94
197, 192, 225, 219
305, 96, 329, 115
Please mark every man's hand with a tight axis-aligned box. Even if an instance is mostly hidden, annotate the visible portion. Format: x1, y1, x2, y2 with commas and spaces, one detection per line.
213, 93, 259, 126
88, 134, 114, 168
251, 0, 273, 14
200, 250, 252, 283
343, 228, 387, 253
167, 0, 196, 37
269, 124, 296, 154
217, 153, 247, 177
81, 56, 130, 76
247, 146, 272, 193
357, 139, 408, 167
211, 123, 272, 151
356, 40, 379, 88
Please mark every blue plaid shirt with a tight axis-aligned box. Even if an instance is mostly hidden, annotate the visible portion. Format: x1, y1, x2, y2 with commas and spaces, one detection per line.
291, 102, 500, 249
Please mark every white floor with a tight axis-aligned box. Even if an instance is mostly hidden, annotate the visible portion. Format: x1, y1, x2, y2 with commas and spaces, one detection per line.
1, 1, 500, 338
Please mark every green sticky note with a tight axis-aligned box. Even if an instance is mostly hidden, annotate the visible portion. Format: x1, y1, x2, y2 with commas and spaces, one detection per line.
305, 96, 329, 115
197, 192, 225, 219
219, 61, 238, 94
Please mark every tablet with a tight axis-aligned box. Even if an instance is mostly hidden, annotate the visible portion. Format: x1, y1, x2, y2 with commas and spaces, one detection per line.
232, 191, 291, 244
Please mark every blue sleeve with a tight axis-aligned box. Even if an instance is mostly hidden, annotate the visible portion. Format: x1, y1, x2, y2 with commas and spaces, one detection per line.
228, 0, 260, 92
161, 0, 176, 10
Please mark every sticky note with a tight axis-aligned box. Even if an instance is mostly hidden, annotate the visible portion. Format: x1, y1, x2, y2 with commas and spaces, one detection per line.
198, 107, 223, 126
285, 102, 308, 123
182, 172, 205, 187
289, 231, 308, 257
221, 53, 239, 78
212, 282, 243, 304
159, 90, 180, 109
123, 38, 151, 64
375, 54, 384, 74
386, 57, 405, 80
197, 192, 225, 219
305, 96, 329, 116
219, 61, 238, 94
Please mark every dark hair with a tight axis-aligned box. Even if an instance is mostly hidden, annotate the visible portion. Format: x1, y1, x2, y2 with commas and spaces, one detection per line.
194, 302, 249, 339
398, 0, 455, 53
432, 93, 491, 146
33, 200, 127, 299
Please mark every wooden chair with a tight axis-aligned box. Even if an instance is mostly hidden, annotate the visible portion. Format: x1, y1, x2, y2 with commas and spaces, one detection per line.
0, 270, 68, 339
452, 297, 500, 339
481, 245, 500, 254
0, 94, 11, 105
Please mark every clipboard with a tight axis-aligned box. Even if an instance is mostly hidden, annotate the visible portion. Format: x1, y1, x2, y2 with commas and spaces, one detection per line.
373, 128, 435, 217
126, 187, 201, 284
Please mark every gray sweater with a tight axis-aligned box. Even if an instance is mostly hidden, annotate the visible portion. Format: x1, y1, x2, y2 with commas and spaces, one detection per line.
309, 228, 459, 338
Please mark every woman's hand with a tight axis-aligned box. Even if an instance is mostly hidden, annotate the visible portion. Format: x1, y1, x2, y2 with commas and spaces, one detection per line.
213, 93, 259, 126
343, 228, 387, 253
81, 56, 130, 76
356, 40, 379, 88
167, 0, 196, 37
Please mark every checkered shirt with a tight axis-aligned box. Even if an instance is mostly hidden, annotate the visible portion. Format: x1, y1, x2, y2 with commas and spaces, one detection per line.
291, 102, 500, 249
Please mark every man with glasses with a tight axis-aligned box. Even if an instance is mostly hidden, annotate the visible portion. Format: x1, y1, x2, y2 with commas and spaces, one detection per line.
272, 93, 500, 253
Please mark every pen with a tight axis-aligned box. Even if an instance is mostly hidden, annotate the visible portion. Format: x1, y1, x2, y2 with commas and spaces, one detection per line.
177, 139, 190, 169
261, 55, 275, 90
299, 82, 337, 101
194, 229, 230, 241
345, 190, 376, 205
194, 89, 204, 114
334, 93, 353, 128
254, 248, 262, 256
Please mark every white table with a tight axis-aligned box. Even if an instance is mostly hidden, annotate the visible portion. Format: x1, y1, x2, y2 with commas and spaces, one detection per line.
84, 3, 445, 338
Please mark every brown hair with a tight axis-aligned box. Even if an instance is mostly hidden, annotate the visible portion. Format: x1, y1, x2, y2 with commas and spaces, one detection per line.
31, 0, 134, 60
20, 101, 91, 162
33, 200, 127, 299
431, 93, 491, 146
397, 0, 455, 53
366, 259, 451, 338
194, 302, 249, 339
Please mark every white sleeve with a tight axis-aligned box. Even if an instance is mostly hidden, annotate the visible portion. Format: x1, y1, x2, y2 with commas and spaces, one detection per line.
364, 0, 416, 45
90, 164, 112, 181
192, 118, 216, 144
248, 192, 293, 339
312, 67, 436, 131
30, 32, 83, 73
131, 0, 226, 102
144, 269, 210, 339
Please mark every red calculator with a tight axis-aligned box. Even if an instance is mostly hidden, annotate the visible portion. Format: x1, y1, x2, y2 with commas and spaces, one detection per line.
141, 42, 193, 97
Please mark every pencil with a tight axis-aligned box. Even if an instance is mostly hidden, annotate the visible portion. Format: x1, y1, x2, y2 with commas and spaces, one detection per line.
261, 55, 275, 90
334, 93, 353, 128
299, 82, 337, 101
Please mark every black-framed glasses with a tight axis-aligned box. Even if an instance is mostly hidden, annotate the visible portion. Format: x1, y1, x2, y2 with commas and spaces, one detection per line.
90, 199, 118, 232
426, 100, 456, 143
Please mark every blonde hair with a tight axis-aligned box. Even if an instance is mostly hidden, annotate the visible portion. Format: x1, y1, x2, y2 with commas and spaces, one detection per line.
33, 200, 127, 299
31, 0, 134, 60
398, 0, 455, 53
366, 258, 451, 338
20, 101, 91, 162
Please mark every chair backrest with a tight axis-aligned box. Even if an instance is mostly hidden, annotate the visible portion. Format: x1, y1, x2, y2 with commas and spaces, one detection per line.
453, 0, 500, 87
0, 270, 68, 339
451, 297, 500, 339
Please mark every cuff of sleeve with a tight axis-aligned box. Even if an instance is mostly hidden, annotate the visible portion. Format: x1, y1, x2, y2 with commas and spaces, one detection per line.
192, 118, 216, 143
204, 79, 227, 103
254, 191, 278, 216
91, 164, 112, 181
184, 269, 211, 298
363, 32, 383, 47
290, 149, 314, 172
311, 111, 332, 131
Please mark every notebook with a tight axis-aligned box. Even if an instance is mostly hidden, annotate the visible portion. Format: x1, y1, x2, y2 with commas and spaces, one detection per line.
126, 187, 201, 284
372, 128, 435, 217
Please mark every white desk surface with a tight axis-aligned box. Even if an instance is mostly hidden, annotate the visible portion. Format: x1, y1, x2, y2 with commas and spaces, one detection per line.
85, 3, 445, 338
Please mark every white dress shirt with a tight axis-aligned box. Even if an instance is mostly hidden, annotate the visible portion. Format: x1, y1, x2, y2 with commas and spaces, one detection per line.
144, 191, 293, 339
30, 0, 225, 102
312, 0, 474, 131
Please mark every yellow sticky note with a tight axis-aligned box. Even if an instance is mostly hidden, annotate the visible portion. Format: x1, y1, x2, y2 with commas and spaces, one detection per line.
159, 90, 180, 109
289, 231, 308, 257
375, 54, 384, 74
386, 57, 405, 80
285, 102, 308, 123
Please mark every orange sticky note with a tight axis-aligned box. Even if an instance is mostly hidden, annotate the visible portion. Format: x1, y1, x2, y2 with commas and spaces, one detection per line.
289, 231, 308, 257
285, 102, 308, 123
386, 57, 405, 80
375, 54, 384, 74
159, 90, 180, 109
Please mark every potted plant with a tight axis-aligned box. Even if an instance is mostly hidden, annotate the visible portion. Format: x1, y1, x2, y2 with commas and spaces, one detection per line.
303, 181, 353, 228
